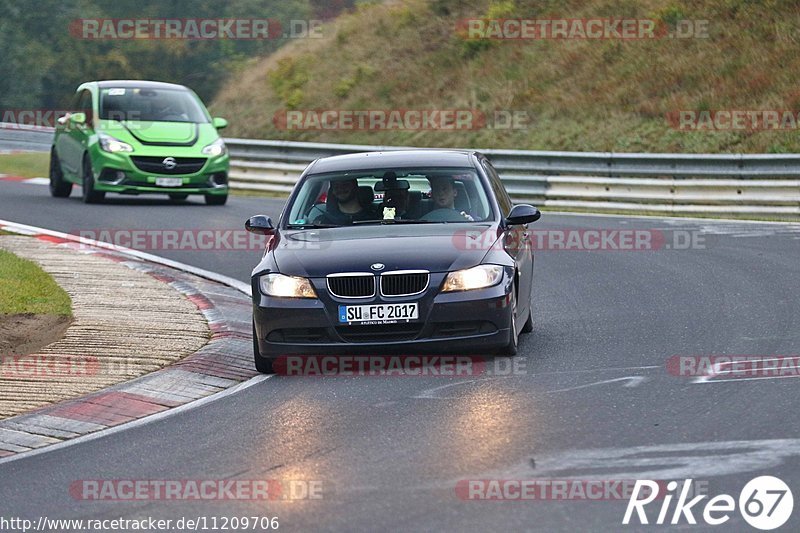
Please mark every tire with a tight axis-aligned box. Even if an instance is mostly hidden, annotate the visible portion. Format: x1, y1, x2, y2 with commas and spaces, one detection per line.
169, 193, 189, 202
253, 322, 274, 374
499, 291, 519, 356
81, 154, 105, 204
205, 193, 227, 206
521, 308, 533, 334
48, 148, 72, 198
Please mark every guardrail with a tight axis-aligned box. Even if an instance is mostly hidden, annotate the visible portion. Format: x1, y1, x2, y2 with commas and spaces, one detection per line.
3, 122, 798, 218
227, 138, 800, 219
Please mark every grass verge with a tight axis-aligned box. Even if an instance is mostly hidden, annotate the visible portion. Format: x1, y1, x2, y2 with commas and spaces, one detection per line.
0, 152, 49, 179
0, 248, 72, 316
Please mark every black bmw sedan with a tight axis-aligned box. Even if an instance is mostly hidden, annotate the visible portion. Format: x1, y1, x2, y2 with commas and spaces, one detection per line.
245, 150, 541, 373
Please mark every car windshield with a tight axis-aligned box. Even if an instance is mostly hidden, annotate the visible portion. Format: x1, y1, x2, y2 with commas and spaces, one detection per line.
285, 167, 494, 228
99, 87, 209, 123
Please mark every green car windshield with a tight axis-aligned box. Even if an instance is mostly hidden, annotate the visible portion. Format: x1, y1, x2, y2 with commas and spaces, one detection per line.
99, 87, 208, 123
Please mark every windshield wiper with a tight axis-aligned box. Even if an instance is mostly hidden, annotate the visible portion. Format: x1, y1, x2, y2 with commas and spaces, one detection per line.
286, 223, 339, 229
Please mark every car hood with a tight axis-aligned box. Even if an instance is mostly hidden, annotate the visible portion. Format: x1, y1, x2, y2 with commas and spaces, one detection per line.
99, 119, 205, 146
272, 223, 499, 278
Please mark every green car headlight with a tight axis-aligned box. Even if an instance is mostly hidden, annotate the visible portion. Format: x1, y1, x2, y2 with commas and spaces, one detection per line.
98, 133, 133, 153
202, 138, 227, 156
441, 265, 504, 292
260, 273, 317, 298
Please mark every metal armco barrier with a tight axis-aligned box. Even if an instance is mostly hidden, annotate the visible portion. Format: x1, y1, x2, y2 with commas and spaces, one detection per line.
225, 138, 800, 219
3, 123, 798, 219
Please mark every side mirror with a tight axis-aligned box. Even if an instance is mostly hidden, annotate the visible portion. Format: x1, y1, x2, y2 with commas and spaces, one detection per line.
505, 204, 541, 225
69, 112, 86, 125
212, 117, 228, 130
245, 215, 275, 235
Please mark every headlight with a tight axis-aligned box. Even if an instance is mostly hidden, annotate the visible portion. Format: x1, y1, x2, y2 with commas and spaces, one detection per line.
259, 273, 317, 298
98, 133, 133, 153
202, 138, 226, 156
441, 265, 504, 292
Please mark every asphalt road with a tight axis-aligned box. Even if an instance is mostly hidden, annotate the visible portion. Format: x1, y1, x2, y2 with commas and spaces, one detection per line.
2, 179, 800, 531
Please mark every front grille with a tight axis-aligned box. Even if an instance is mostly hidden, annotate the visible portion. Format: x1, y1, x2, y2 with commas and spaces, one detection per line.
122, 179, 214, 189
380, 271, 429, 297
336, 324, 422, 342
327, 274, 375, 298
130, 156, 207, 175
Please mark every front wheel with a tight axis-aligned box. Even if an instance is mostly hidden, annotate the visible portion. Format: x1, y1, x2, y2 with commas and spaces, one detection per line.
253, 322, 274, 374
81, 155, 105, 204
49, 148, 72, 198
499, 291, 519, 356
205, 193, 227, 206
521, 308, 533, 333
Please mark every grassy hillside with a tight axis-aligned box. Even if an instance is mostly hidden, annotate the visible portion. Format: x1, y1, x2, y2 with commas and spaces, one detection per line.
211, 0, 800, 153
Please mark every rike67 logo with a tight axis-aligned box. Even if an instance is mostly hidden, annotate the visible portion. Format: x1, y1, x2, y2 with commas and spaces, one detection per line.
623, 476, 794, 530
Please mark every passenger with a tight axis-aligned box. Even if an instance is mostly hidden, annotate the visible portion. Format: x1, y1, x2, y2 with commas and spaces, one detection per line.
315, 178, 376, 224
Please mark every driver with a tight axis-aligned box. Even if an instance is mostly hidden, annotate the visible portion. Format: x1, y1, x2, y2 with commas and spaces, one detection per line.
425, 176, 473, 221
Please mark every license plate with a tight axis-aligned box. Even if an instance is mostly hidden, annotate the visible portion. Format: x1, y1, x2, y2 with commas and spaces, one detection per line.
338, 303, 418, 324
155, 177, 183, 187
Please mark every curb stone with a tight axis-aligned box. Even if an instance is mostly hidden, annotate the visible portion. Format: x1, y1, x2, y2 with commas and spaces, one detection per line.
0, 227, 256, 459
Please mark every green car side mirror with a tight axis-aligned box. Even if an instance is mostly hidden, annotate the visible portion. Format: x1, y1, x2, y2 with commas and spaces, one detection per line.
69, 112, 87, 125
212, 117, 228, 130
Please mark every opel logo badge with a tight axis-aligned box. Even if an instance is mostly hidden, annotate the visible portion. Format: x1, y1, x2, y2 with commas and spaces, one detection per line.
371, 263, 385, 271
162, 157, 177, 170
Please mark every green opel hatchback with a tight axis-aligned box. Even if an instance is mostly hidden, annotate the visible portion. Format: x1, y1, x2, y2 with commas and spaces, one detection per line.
49, 80, 230, 205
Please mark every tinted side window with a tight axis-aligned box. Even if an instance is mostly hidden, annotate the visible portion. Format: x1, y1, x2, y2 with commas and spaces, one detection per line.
482, 159, 512, 215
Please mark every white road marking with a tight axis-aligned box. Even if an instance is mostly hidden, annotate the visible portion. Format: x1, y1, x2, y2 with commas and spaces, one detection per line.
494, 438, 800, 481
413, 379, 485, 400
546, 376, 647, 393
413, 367, 659, 400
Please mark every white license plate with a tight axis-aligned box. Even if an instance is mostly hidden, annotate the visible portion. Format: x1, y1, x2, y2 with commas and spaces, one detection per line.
338, 303, 418, 324
155, 177, 183, 187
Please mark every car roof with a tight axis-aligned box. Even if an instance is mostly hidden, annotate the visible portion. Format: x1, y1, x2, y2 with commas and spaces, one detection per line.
308, 150, 479, 174
94, 80, 190, 91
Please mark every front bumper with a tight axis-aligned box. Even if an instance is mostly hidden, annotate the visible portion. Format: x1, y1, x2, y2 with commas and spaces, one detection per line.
90, 150, 229, 196
252, 270, 515, 357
